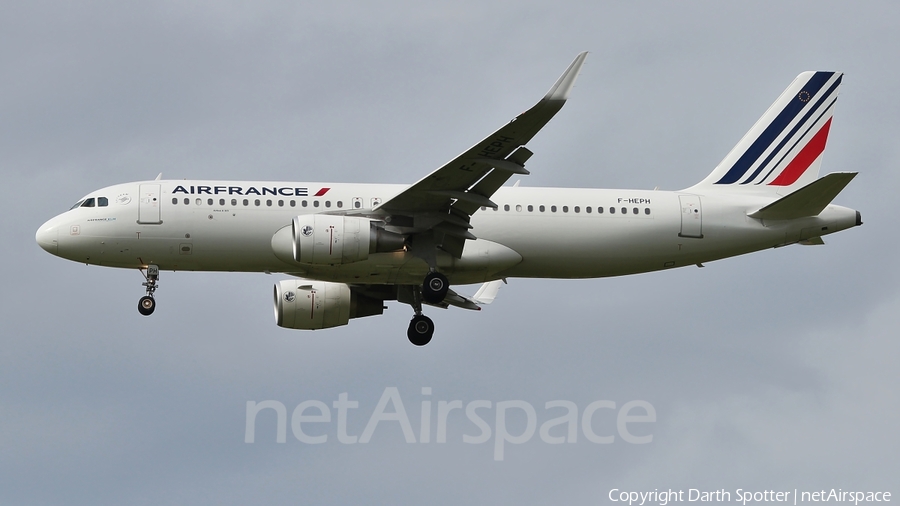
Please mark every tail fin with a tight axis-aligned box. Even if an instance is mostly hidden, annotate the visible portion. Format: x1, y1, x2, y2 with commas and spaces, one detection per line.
690, 71, 843, 194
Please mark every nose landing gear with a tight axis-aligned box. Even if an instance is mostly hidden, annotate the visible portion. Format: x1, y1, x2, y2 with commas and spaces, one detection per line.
138, 265, 159, 316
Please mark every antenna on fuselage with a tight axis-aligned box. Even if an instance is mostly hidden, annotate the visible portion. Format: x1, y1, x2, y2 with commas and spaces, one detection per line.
155, 173, 162, 181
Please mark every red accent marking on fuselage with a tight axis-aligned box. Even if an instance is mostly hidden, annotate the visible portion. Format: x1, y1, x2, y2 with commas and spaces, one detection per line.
769, 118, 832, 186
314, 188, 330, 197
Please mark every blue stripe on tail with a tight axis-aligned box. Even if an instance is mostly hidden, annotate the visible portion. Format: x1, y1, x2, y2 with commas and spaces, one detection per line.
715, 72, 835, 184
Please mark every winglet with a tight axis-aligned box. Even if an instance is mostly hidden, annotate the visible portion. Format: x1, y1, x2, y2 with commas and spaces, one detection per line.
472, 279, 505, 305
543, 52, 588, 102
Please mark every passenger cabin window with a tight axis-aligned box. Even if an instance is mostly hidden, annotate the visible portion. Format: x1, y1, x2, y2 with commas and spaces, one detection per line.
539, 205, 545, 212
551, 205, 557, 213
184, 198, 189, 205
172, 198, 178, 205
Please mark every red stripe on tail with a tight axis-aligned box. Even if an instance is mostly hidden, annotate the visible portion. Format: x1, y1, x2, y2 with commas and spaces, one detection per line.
769, 118, 832, 186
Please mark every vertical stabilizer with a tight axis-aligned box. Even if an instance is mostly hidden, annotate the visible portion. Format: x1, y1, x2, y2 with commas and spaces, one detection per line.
690, 71, 843, 194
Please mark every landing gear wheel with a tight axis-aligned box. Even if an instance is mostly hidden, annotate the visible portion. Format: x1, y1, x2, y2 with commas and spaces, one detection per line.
422, 272, 449, 304
407, 315, 434, 346
138, 296, 156, 316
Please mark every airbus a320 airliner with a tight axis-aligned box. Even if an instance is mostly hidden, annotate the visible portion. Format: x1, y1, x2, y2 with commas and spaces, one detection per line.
36, 53, 860, 345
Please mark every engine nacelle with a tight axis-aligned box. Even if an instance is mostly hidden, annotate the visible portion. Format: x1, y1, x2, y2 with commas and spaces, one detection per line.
274, 279, 385, 330
291, 215, 405, 265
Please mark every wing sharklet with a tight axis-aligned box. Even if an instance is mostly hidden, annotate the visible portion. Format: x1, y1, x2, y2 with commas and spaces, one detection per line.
472, 279, 504, 305
543, 51, 589, 102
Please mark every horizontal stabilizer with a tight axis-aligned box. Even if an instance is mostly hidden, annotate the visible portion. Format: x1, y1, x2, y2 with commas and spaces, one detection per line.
748, 172, 857, 220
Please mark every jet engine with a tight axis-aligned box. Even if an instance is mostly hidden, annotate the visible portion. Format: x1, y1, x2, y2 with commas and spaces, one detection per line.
291, 215, 405, 265
274, 279, 384, 330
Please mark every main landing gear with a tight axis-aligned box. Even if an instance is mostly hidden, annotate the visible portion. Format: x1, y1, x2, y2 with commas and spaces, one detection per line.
138, 265, 159, 316
407, 285, 434, 346
406, 271, 448, 346
422, 271, 449, 304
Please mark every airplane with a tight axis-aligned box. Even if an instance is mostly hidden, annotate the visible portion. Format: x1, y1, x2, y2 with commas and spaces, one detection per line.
35, 52, 861, 346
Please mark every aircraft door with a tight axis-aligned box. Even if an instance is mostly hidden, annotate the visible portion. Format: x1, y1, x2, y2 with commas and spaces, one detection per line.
138, 184, 162, 224
678, 195, 703, 238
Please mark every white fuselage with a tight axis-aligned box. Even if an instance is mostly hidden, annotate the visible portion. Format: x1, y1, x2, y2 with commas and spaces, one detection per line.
36, 179, 859, 287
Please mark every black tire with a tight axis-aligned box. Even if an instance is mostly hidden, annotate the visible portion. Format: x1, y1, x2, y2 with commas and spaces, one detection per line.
422, 272, 449, 304
138, 296, 156, 316
407, 315, 434, 346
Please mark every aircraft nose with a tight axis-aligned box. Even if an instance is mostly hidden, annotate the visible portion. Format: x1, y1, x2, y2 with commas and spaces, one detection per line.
36, 221, 59, 255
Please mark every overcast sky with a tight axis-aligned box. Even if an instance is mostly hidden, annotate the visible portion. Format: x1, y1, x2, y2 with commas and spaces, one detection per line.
2, 1, 898, 504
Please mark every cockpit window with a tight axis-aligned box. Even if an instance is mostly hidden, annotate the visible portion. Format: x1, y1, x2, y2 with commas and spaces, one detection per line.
69, 199, 85, 210
98, 197, 108, 207
81, 198, 96, 208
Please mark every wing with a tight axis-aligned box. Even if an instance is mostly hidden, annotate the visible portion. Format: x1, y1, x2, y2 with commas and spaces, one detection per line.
375, 52, 588, 258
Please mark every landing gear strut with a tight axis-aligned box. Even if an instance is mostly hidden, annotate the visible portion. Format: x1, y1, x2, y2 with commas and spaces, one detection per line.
138, 265, 159, 316
407, 286, 434, 346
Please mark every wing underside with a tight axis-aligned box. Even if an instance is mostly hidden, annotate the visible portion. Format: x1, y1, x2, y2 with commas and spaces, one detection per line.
374, 52, 588, 258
